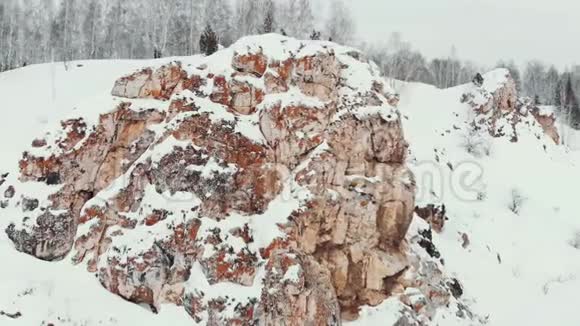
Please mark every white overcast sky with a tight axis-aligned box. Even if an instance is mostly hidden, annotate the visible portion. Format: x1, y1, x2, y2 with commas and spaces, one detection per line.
335, 0, 579, 69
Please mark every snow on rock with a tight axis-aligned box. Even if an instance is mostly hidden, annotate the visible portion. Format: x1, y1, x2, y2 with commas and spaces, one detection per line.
1, 34, 480, 325
461, 68, 560, 144
111, 62, 188, 100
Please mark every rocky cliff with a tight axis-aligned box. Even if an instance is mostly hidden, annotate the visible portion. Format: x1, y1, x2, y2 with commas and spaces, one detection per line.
1, 35, 481, 325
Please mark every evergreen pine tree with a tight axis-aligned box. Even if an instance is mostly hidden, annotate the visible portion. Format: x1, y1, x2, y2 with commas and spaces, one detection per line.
199, 23, 218, 56
564, 76, 580, 129
554, 77, 563, 109
472, 73, 484, 87
545, 66, 560, 104
262, 0, 275, 34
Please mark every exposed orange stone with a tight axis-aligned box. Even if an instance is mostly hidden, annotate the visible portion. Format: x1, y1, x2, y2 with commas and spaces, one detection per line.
210, 75, 230, 106
233, 53, 268, 77
260, 238, 289, 260
180, 74, 204, 92
277, 58, 294, 82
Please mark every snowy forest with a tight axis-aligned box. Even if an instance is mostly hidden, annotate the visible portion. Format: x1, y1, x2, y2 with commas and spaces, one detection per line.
1, 0, 579, 128
0, 0, 355, 68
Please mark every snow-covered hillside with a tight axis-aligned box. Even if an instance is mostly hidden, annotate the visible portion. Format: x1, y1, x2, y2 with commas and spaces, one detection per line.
0, 35, 580, 326
395, 74, 580, 326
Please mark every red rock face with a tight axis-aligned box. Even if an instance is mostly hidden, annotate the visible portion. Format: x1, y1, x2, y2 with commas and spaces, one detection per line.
209, 75, 230, 106
229, 80, 264, 115
260, 103, 332, 167
289, 144, 415, 316
9, 103, 166, 261
2, 36, 469, 325
293, 53, 339, 102
232, 52, 268, 77
264, 72, 289, 93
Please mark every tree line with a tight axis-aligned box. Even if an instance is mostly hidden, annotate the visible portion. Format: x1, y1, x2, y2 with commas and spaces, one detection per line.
0, 0, 355, 70
363, 33, 580, 129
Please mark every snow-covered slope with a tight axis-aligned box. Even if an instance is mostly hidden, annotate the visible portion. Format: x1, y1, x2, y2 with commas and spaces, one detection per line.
1, 36, 580, 326
393, 74, 580, 326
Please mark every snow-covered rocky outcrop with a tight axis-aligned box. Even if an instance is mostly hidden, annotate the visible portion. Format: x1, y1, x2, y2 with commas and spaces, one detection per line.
461, 69, 560, 145
1, 34, 580, 326
0, 35, 474, 325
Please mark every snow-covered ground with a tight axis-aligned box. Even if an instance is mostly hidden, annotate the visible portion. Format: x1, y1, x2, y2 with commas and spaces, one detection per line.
1, 57, 580, 325
395, 79, 580, 326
